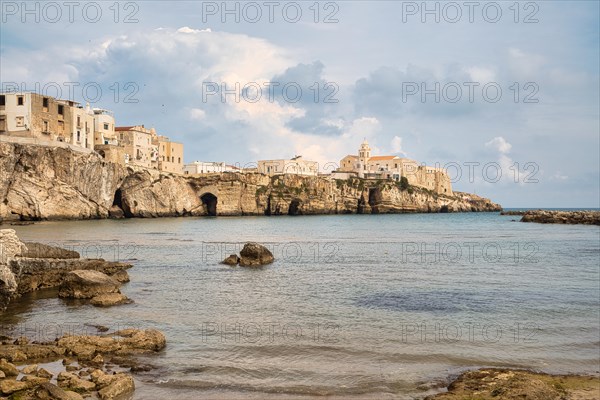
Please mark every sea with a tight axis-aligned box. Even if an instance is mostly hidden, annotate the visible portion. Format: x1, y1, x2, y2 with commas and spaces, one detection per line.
1, 211, 599, 399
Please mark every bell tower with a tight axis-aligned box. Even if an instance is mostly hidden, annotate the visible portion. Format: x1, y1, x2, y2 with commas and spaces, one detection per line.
358, 139, 371, 164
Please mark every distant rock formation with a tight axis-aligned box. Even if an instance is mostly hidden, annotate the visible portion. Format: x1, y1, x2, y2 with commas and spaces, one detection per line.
520, 210, 600, 225
0, 142, 501, 222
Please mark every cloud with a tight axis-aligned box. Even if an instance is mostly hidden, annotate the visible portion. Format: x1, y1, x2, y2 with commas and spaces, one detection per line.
391, 136, 404, 154
188, 108, 206, 120
485, 137, 512, 154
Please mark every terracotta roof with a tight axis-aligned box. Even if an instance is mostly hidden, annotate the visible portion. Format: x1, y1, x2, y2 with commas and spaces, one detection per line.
369, 155, 399, 161
115, 126, 135, 131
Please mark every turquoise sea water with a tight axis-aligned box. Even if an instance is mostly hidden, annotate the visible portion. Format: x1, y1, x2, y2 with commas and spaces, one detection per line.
1, 212, 599, 399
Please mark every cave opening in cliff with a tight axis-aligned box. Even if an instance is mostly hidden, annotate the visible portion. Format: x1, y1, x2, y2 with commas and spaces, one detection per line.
368, 188, 382, 214
288, 199, 302, 216
112, 189, 123, 209
201, 193, 218, 216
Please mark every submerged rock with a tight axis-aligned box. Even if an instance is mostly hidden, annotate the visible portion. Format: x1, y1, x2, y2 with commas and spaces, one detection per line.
58, 270, 121, 299
238, 242, 274, 267
90, 293, 131, 307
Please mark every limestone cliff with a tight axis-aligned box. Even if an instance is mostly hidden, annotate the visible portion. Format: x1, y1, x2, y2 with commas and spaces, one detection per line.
0, 142, 501, 222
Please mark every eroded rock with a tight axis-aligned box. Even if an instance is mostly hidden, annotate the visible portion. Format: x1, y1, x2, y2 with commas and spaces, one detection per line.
90, 293, 131, 307
58, 270, 121, 299
239, 242, 274, 267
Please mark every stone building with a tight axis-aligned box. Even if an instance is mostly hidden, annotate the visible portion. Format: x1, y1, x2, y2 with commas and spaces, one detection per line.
0, 92, 93, 151
116, 125, 158, 169
339, 140, 453, 195
156, 135, 184, 174
184, 161, 241, 175
258, 156, 318, 176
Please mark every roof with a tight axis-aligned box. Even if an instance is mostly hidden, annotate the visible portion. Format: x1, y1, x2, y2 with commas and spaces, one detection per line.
115, 126, 135, 131
342, 155, 358, 159
369, 155, 399, 161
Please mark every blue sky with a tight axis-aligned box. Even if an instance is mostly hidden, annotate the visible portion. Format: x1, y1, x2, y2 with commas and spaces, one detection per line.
1, 1, 598, 207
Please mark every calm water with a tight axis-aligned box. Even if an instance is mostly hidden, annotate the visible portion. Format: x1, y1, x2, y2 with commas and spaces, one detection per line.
1, 213, 599, 399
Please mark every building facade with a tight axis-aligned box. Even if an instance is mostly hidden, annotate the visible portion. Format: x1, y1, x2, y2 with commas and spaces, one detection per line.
184, 161, 241, 175
0, 92, 93, 151
116, 125, 158, 169
338, 140, 453, 195
156, 135, 184, 174
258, 156, 318, 176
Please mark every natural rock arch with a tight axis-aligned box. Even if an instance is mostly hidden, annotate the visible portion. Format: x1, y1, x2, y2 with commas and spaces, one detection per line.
200, 193, 218, 216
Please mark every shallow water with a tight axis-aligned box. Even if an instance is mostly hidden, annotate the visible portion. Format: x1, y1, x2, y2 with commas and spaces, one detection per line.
2, 213, 599, 399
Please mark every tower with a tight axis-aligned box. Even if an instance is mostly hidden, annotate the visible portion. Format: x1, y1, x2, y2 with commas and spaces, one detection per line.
358, 139, 371, 164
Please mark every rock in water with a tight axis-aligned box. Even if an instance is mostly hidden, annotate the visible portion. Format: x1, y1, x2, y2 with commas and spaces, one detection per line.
0, 229, 28, 310
21, 242, 80, 259
90, 293, 131, 307
58, 270, 121, 299
238, 242, 274, 267
222, 254, 240, 266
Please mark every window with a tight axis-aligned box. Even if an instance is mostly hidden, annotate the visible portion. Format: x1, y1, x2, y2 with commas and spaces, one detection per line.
104, 123, 109, 130
58, 105, 64, 115
16, 116, 24, 127
58, 120, 64, 133
43, 98, 49, 109
171, 156, 174, 162
0, 95, 5, 106
178, 157, 181, 164
43, 120, 49, 132
17, 96, 24, 106
77, 131, 81, 142
77, 116, 81, 127
0, 116, 6, 132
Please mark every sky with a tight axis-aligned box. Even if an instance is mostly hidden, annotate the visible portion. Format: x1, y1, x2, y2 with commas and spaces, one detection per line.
1, 1, 598, 207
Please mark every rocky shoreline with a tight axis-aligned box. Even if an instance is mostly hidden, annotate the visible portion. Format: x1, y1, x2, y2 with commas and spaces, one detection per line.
0, 229, 166, 399
0, 142, 501, 222
501, 210, 600, 225
427, 368, 600, 399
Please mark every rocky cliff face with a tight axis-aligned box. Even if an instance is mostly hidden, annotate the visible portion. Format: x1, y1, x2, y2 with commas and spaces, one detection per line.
0, 142, 501, 222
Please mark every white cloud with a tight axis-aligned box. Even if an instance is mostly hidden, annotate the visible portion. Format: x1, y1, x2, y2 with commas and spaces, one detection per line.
189, 108, 206, 120
391, 135, 404, 154
464, 66, 496, 83
485, 137, 512, 154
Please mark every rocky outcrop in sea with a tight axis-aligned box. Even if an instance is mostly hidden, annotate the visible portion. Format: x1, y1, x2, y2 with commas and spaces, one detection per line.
0, 142, 501, 222
0, 229, 131, 312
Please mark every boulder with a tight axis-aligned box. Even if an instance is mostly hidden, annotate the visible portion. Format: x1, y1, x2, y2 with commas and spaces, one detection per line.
221, 254, 240, 266
0, 379, 28, 395
57, 329, 166, 357
37, 367, 53, 379
35, 382, 84, 400
238, 242, 274, 267
0, 229, 26, 310
0, 358, 19, 376
97, 373, 135, 399
58, 270, 121, 299
108, 205, 125, 219
21, 242, 80, 259
0, 229, 28, 264
90, 293, 131, 307
22, 363, 38, 374
109, 269, 130, 283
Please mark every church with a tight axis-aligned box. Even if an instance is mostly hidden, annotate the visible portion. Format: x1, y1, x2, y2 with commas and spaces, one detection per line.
338, 140, 453, 195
